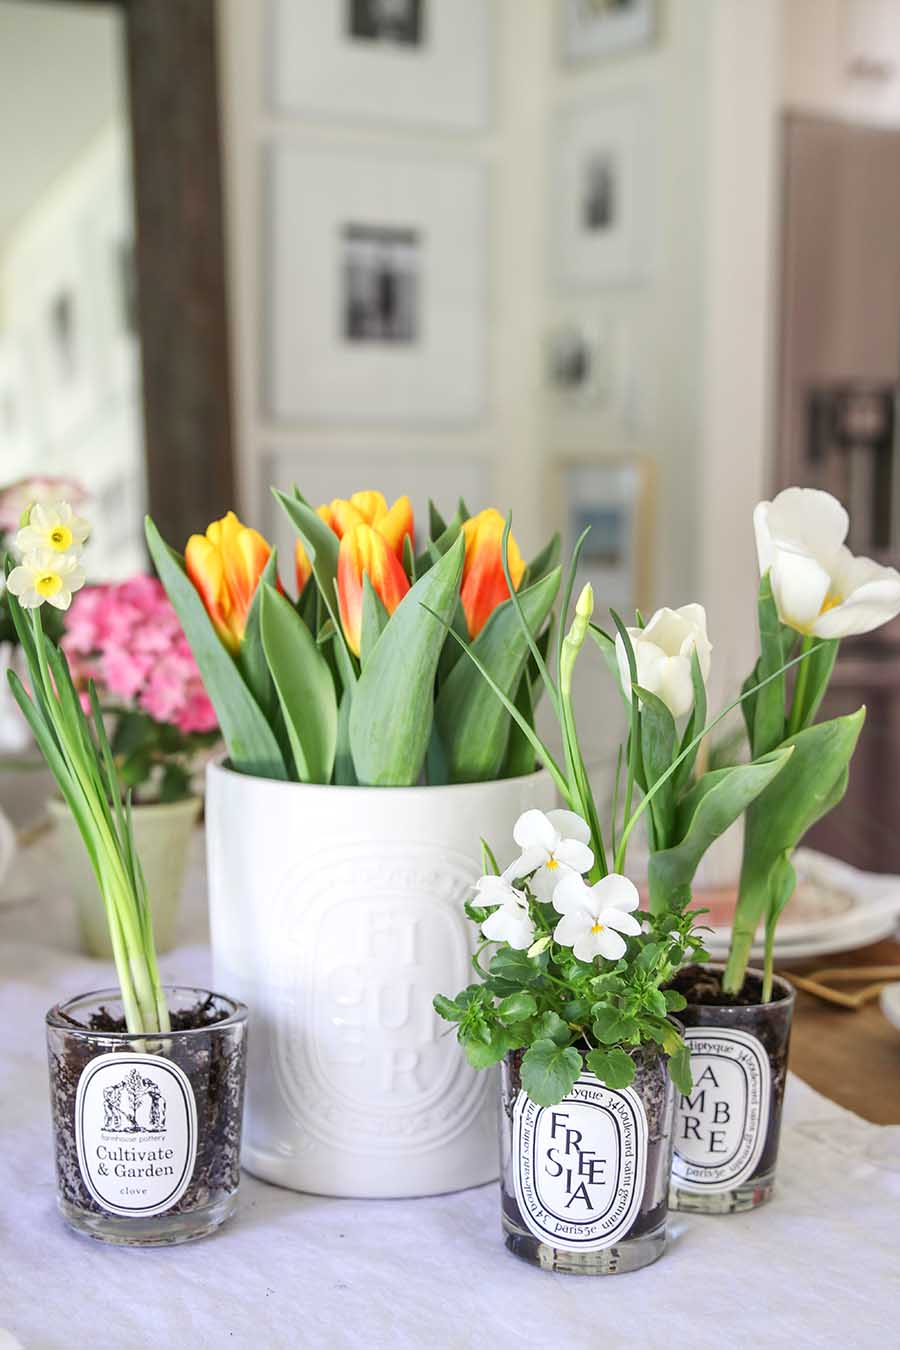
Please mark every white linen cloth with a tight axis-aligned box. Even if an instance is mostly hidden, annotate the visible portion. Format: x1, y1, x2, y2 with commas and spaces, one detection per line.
1, 834, 899, 1350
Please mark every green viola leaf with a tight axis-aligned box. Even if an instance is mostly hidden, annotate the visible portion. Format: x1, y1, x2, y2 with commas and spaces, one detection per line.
520, 1039, 583, 1107
585, 1048, 636, 1090
534, 1010, 572, 1046
668, 1043, 693, 1097
498, 991, 538, 1023
647, 746, 794, 914
259, 583, 338, 784
435, 567, 561, 783
433, 993, 463, 1023
664, 988, 687, 1012
144, 517, 287, 780
592, 1009, 639, 1045
349, 534, 464, 786
465, 1027, 526, 1070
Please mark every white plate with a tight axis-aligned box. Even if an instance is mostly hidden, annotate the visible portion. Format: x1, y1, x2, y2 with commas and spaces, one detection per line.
881, 983, 900, 1034
699, 849, 900, 962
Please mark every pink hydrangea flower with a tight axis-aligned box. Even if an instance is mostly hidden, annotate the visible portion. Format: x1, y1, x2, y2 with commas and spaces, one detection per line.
62, 577, 218, 737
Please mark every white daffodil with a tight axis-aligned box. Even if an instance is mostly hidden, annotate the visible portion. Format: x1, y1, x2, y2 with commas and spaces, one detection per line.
504, 808, 594, 901
474, 873, 535, 950
615, 604, 711, 720
754, 487, 900, 639
15, 500, 90, 558
552, 871, 642, 963
6, 548, 85, 611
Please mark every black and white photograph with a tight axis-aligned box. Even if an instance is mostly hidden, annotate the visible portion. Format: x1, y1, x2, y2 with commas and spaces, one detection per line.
562, 0, 657, 64
554, 98, 654, 288
582, 151, 617, 231
270, 0, 490, 130
347, 0, 424, 47
342, 223, 419, 344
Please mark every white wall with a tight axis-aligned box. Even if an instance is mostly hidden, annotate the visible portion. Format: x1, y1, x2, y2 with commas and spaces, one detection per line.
785, 0, 900, 125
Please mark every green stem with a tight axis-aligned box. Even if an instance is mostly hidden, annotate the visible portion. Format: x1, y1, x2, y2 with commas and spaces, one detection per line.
786, 634, 814, 737
762, 919, 776, 1002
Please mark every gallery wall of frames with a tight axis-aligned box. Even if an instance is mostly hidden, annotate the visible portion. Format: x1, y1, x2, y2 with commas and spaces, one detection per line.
218, 0, 716, 657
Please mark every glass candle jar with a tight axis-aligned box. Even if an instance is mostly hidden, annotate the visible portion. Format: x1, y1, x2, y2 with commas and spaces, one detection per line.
668, 965, 795, 1214
499, 1044, 676, 1275
46, 986, 247, 1246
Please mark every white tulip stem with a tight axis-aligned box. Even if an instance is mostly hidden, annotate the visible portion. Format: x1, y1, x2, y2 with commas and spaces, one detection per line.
786, 634, 815, 738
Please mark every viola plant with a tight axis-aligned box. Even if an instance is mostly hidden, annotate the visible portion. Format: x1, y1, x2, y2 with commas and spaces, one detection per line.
4, 499, 169, 1035
723, 487, 900, 999
145, 491, 561, 788
61, 577, 218, 804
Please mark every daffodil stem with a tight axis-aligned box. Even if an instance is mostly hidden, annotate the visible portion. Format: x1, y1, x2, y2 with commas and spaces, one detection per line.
786, 635, 814, 737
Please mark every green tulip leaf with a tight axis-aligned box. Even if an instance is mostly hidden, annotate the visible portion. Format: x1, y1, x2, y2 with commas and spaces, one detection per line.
259, 583, 337, 784
349, 534, 465, 785
647, 745, 794, 913
274, 489, 356, 688
435, 567, 561, 783
144, 517, 287, 779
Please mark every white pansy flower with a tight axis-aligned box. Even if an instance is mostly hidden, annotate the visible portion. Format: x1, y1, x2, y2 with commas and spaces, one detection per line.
475, 873, 535, 950
615, 604, 711, 720
6, 549, 85, 611
754, 487, 900, 639
15, 501, 90, 557
504, 808, 594, 901
552, 871, 642, 963
481, 901, 536, 951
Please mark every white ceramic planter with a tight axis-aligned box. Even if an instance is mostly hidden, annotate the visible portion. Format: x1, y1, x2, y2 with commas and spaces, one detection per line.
205, 760, 555, 1199
48, 795, 201, 956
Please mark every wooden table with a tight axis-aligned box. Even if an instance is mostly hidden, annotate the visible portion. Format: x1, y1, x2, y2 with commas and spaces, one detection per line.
781, 937, 900, 1124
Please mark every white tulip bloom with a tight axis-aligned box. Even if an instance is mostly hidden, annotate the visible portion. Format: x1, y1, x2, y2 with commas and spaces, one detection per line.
15, 500, 90, 557
6, 549, 85, 611
552, 871, 642, 963
504, 808, 594, 901
754, 487, 900, 639
615, 605, 712, 720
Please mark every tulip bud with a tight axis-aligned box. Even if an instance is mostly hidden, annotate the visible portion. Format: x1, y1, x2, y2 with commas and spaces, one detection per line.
376, 495, 414, 560
615, 604, 712, 720
185, 510, 273, 654
459, 508, 525, 639
337, 523, 411, 657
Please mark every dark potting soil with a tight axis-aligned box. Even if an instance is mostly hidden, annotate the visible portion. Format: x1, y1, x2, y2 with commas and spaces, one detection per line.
48, 998, 245, 1219
501, 1044, 674, 1243
667, 964, 767, 1008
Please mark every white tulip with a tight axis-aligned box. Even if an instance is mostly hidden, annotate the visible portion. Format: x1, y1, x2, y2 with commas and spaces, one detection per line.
503, 808, 594, 901
552, 871, 642, 963
615, 604, 712, 719
754, 487, 900, 639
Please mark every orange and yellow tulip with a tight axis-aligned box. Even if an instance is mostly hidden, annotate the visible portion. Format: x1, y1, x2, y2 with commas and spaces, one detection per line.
459, 508, 525, 639
337, 522, 410, 657
296, 491, 415, 595
185, 510, 272, 654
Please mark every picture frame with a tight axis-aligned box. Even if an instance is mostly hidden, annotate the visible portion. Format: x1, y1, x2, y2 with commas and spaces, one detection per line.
262, 448, 490, 566
546, 316, 628, 410
267, 0, 492, 131
562, 456, 654, 620
552, 96, 655, 289
265, 144, 488, 425
561, 0, 658, 66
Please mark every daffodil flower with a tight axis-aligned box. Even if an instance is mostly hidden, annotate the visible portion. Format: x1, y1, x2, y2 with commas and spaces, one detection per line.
552, 871, 642, 963
6, 548, 86, 611
754, 487, 900, 638
616, 604, 712, 720
475, 873, 536, 950
15, 501, 90, 556
504, 808, 594, 901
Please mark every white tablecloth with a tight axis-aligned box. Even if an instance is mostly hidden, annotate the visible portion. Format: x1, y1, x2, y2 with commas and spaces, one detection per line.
1, 832, 899, 1350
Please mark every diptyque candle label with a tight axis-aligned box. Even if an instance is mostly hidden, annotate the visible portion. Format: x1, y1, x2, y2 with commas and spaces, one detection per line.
512, 1075, 648, 1251
671, 1028, 770, 1193
75, 1052, 198, 1216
